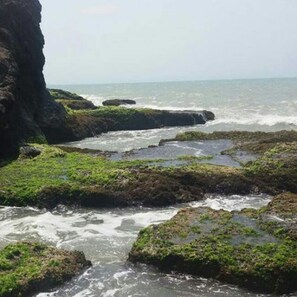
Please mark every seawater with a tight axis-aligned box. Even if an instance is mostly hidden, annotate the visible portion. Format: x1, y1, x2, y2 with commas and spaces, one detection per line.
0, 194, 282, 297
50, 78, 297, 152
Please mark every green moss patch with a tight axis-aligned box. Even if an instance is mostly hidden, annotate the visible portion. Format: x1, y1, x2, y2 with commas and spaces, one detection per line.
48, 89, 85, 101
0, 242, 90, 297
56, 99, 96, 111
0, 140, 295, 208
0, 144, 259, 208
129, 193, 297, 294
244, 142, 297, 193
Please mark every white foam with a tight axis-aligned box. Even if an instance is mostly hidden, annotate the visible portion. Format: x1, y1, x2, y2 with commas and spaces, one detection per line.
81, 94, 104, 106
208, 114, 297, 126
189, 194, 271, 211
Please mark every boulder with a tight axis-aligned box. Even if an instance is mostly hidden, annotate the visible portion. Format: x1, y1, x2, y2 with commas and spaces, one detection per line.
0, 241, 91, 297
102, 99, 136, 106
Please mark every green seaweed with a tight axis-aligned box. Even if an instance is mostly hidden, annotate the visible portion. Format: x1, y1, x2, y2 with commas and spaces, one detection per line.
129, 193, 297, 294
0, 242, 90, 297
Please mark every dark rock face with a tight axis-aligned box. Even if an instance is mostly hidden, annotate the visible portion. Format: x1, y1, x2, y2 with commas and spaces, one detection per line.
102, 99, 136, 106
0, 0, 65, 156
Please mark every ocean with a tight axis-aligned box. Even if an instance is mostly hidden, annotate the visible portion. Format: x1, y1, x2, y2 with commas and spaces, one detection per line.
50, 78, 297, 151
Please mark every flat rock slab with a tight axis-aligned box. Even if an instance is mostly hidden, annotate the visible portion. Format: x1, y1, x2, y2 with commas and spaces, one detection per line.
129, 192, 297, 294
111, 139, 241, 167
0, 242, 91, 297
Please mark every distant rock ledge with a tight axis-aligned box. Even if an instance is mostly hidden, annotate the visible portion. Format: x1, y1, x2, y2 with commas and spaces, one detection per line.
46, 107, 215, 144
102, 99, 136, 106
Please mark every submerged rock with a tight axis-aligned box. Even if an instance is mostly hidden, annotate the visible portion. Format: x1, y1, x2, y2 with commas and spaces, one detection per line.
129, 192, 297, 294
0, 241, 91, 297
102, 99, 136, 106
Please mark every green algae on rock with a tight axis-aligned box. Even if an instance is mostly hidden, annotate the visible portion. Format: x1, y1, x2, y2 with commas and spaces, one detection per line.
164, 130, 297, 154
129, 192, 297, 294
0, 138, 296, 208
0, 242, 91, 297
244, 141, 297, 193
48, 89, 86, 101
0, 144, 258, 208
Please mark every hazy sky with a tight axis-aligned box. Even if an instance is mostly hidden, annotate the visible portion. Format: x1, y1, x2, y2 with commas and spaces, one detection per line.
40, 0, 297, 84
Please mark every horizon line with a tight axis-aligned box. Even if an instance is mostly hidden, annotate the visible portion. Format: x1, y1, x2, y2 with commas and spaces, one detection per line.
46, 76, 297, 86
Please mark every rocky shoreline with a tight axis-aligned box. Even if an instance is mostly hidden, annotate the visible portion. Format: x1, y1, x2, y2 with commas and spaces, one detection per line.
0, 0, 296, 295
1, 129, 295, 294
1, 130, 296, 208
45, 88, 215, 144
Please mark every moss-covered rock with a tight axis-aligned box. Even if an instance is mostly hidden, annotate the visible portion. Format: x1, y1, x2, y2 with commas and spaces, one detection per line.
0, 144, 259, 208
0, 139, 296, 208
0, 242, 91, 297
244, 142, 297, 193
165, 130, 297, 155
56, 99, 97, 111
129, 193, 297, 294
48, 89, 85, 101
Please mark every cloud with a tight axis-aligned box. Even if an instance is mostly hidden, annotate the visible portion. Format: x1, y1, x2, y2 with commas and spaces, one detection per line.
82, 4, 118, 16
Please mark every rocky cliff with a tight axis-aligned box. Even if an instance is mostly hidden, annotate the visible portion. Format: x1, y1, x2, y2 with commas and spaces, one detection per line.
0, 0, 65, 156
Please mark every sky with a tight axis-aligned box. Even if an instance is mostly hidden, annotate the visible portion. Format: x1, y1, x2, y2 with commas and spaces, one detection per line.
39, 0, 297, 84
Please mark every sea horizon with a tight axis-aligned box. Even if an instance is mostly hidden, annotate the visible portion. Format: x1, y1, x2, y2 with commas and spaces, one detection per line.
47, 76, 297, 87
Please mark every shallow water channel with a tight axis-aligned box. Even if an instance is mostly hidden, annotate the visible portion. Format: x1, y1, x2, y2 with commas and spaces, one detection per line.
1, 194, 292, 297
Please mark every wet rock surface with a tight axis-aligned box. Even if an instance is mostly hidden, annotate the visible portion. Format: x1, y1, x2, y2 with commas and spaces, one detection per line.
129, 192, 297, 294
0, 241, 91, 297
0, 131, 296, 209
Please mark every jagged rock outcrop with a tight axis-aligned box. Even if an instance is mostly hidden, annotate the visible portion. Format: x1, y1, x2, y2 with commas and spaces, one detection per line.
0, 0, 65, 156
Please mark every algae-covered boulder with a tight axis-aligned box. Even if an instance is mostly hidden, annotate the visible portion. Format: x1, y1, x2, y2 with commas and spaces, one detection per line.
0, 242, 91, 297
129, 193, 297, 294
48, 89, 97, 110
48, 89, 85, 101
